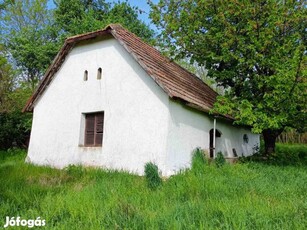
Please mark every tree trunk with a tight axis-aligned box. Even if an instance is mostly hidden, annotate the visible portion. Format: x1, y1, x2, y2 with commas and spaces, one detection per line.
262, 129, 283, 155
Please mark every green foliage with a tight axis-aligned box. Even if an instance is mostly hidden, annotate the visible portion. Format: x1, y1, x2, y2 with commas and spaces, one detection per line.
214, 151, 226, 167
0, 45, 15, 112
150, 0, 307, 152
54, 0, 110, 35
191, 147, 207, 171
144, 162, 162, 190
54, 0, 154, 43
0, 147, 26, 161
1, 149, 307, 229
0, 45, 32, 150
1, 0, 61, 88
239, 143, 307, 166
0, 112, 32, 150
65, 165, 85, 179
104, 1, 155, 44
268, 143, 307, 166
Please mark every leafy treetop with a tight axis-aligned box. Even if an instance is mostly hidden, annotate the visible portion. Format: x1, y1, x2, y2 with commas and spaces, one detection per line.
150, 0, 306, 153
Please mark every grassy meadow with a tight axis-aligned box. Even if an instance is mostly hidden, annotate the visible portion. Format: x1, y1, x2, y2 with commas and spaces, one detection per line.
0, 146, 307, 229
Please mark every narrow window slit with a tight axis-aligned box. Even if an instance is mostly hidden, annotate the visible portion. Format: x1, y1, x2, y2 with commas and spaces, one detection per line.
97, 67, 102, 80
84, 70, 88, 81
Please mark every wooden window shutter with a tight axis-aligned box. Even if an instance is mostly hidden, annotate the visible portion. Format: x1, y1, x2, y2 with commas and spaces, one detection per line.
85, 114, 95, 146
95, 112, 104, 146
84, 112, 104, 147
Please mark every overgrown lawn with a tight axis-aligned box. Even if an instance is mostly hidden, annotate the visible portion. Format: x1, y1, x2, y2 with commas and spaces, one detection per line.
0, 148, 306, 229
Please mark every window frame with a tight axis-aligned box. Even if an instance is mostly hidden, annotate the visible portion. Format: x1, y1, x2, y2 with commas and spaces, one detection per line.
84, 112, 104, 147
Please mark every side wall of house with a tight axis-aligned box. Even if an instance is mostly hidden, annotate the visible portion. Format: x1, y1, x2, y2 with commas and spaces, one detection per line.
214, 120, 260, 158
165, 100, 259, 175
165, 101, 211, 175
27, 36, 170, 175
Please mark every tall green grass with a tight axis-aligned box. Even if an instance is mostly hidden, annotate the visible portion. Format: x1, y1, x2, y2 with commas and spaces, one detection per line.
274, 143, 307, 164
0, 148, 306, 229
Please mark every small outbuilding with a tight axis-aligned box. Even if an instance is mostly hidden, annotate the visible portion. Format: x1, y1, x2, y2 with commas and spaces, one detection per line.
24, 24, 259, 176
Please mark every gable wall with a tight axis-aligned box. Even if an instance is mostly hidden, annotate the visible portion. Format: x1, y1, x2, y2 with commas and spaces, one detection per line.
27, 36, 170, 174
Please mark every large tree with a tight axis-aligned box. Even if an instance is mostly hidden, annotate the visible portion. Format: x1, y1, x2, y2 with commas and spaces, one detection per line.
0, 44, 14, 112
53, 0, 110, 35
54, 0, 154, 43
0, 45, 32, 150
0, 0, 61, 89
150, 0, 306, 154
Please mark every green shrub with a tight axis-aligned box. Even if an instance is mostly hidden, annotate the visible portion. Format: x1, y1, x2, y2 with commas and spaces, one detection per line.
215, 152, 226, 167
0, 112, 32, 150
144, 162, 162, 190
65, 165, 84, 178
191, 148, 207, 172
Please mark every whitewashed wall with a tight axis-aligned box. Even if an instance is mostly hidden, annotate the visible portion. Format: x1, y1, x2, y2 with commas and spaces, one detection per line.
165, 101, 211, 175
27, 36, 259, 176
214, 121, 259, 158
164, 100, 259, 175
27, 36, 170, 175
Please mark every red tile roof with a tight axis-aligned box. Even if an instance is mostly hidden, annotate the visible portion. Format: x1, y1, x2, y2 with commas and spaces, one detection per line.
23, 24, 219, 115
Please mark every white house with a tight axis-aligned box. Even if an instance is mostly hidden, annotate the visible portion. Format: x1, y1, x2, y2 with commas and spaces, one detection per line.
24, 24, 259, 176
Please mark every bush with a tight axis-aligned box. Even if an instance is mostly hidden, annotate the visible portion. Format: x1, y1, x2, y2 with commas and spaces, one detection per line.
191, 148, 207, 171
215, 152, 226, 167
65, 165, 84, 178
144, 162, 162, 190
0, 112, 32, 150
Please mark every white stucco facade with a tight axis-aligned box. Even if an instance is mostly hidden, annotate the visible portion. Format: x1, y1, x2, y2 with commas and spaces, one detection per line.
27, 36, 259, 176
164, 100, 259, 175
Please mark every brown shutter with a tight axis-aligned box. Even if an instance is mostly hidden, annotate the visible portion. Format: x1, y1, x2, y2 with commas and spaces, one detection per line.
85, 114, 95, 146
95, 112, 104, 146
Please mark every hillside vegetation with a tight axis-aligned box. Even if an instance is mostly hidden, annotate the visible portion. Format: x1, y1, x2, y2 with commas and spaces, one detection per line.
0, 147, 306, 229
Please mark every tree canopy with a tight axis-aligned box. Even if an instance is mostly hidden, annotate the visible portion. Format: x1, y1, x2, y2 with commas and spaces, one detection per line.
0, 45, 14, 112
54, 0, 154, 43
1, 0, 60, 88
150, 0, 306, 153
